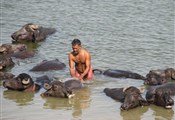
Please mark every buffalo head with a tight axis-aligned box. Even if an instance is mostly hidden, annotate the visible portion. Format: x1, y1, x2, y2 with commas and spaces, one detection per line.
41, 81, 73, 98
146, 83, 175, 109
3, 73, 40, 92
11, 23, 56, 42
120, 87, 148, 111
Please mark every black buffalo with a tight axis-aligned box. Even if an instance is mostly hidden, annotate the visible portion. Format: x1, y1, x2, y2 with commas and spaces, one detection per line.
144, 68, 175, 85
0, 56, 14, 71
41, 78, 83, 98
93, 69, 145, 80
146, 83, 175, 109
104, 86, 148, 110
3, 73, 42, 92
30, 59, 66, 72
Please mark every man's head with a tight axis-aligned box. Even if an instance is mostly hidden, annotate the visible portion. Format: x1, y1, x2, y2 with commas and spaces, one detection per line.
71, 39, 81, 55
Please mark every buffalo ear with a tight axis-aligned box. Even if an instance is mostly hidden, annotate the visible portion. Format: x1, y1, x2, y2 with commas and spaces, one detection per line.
137, 86, 145, 93
123, 86, 129, 92
28, 24, 39, 31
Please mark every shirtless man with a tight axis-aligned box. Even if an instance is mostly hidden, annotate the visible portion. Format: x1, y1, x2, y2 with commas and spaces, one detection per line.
69, 39, 93, 81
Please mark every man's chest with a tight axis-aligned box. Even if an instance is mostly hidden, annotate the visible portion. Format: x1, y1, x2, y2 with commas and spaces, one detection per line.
73, 54, 85, 63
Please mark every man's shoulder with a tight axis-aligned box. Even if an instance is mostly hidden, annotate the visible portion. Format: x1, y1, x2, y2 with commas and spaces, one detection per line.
81, 48, 90, 56
82, 48, 89, 53
69, 52, 74, 57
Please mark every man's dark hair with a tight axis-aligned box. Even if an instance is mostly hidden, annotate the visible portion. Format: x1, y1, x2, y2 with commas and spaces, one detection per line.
71, 39, 81, 46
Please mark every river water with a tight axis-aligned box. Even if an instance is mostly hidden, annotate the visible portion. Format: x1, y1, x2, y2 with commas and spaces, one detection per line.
1, 0, 174, 120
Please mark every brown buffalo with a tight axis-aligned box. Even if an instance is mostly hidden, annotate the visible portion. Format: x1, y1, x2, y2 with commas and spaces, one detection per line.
0, 71, 14, 80
146, 83, 175, 109
0, 43, 27, 54
30, 59, 66, 72
11, 50, 35, 59
41, 78, 83, 98
11, 23, 56, 42
0, 43, 35, 59
144, 68, 175, 85
104, 86, 148, 110
0, 56, 14, 71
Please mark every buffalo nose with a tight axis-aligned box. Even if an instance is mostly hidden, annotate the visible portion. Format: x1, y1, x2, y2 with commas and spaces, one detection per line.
120, 104, 128, 111
2, 80, 7, 87
167, 99, 174, 105
11, 33, 16, 40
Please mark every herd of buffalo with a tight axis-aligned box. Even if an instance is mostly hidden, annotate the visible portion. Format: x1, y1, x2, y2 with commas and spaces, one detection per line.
1, 23, 175, 111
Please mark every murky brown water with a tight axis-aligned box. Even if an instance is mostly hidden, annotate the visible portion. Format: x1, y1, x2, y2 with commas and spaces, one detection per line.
1, 0, 174, 120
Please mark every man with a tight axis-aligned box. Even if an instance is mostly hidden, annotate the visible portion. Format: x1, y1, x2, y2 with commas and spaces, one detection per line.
69, 39, 93, 81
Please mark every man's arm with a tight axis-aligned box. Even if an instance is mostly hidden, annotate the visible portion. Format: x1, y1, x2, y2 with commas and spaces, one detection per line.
80, 52, 91, 79
69, 53, 75, 77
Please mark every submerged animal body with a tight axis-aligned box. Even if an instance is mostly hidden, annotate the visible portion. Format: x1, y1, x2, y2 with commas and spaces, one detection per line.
93, 69, 145, 80
30, 59, 66, 72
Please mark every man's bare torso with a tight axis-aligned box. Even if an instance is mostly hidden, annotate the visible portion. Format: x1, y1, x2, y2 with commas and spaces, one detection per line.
71, 48, 88, 73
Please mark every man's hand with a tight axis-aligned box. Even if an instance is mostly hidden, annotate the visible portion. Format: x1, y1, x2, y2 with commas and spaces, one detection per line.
77, 75, 84, 81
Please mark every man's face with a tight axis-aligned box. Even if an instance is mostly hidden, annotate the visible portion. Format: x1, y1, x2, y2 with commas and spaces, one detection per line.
72, 44, 81, 55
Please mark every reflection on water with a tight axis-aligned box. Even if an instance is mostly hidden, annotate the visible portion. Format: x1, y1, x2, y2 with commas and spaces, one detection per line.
42, 87, 91, 118
120, 106, 149, 120
1, 0, 174, 119
150, 105, 174, 120
3, 90, 35, 106
120, 105, 174, 120
12, 41, 41, 51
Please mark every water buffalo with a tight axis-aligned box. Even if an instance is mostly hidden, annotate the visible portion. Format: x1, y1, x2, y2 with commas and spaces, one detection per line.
0, 43, 35, 59
3, 73, 41, 92
3, 90, 35, 106
41, 78, 83, 98
11, 50, 35, 59
144, 68, 175, 85
0, 56, 14, 71
93, 69, 145, 80
104, 86, 148, 110
0, 71, 14, 80
0, 43, 27, 54
11, 23, 56, 42
146, 83, 175, 109
30, 59, 66, 72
